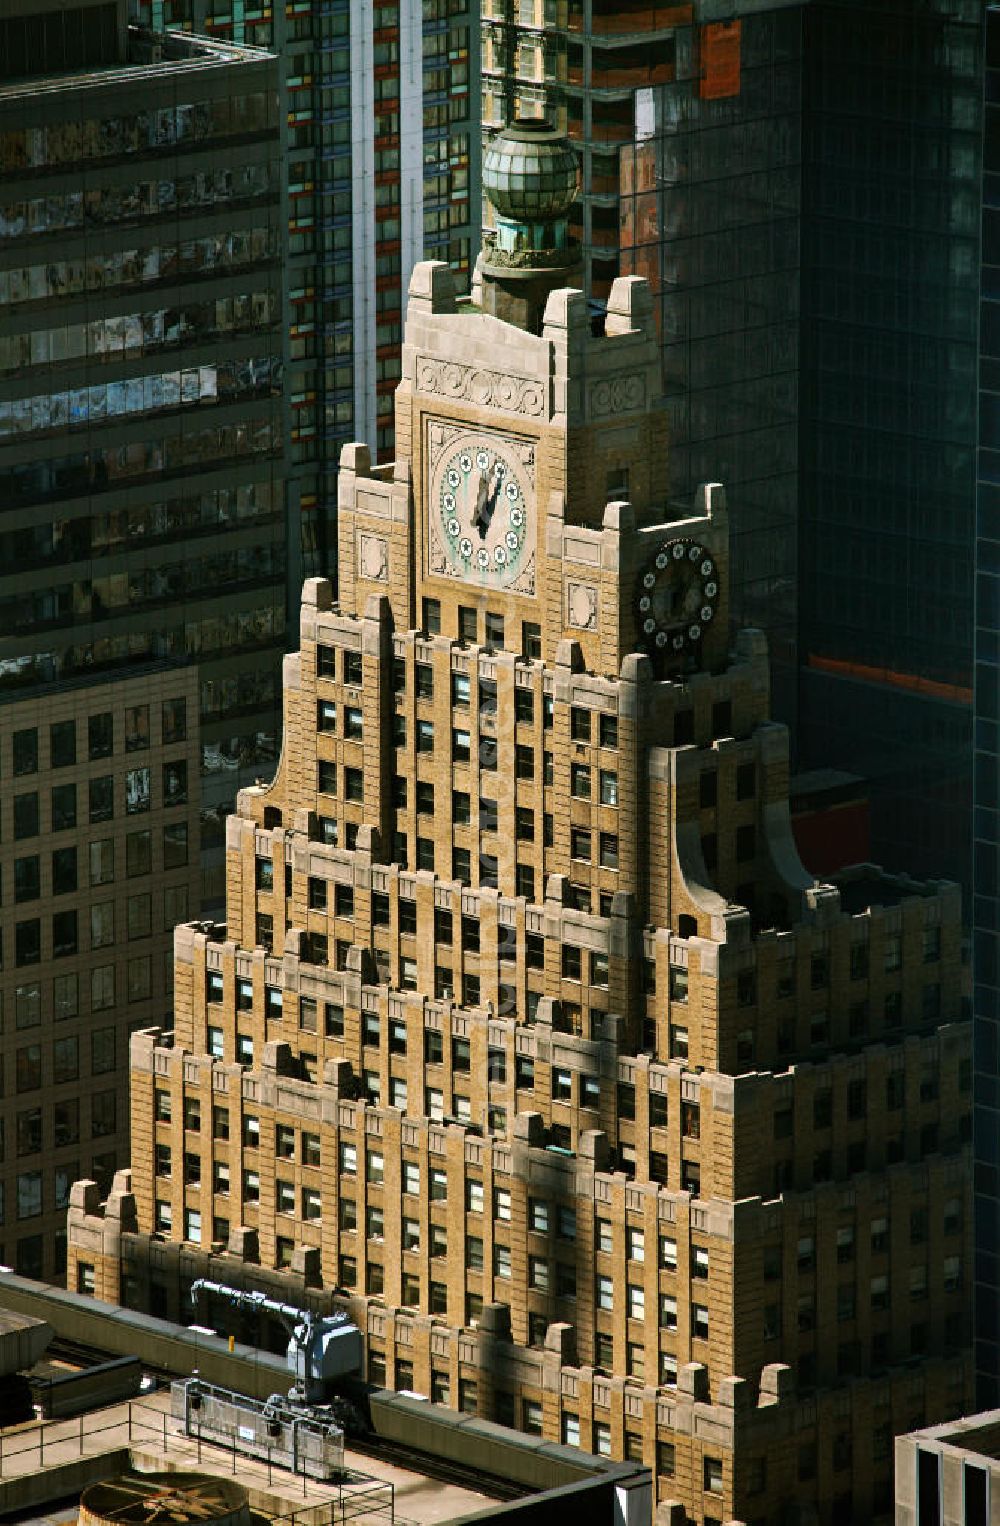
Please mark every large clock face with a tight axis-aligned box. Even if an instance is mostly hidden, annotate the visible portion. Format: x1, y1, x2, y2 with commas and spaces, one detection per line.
636, 537, 719, 667
428, 431, 534, 590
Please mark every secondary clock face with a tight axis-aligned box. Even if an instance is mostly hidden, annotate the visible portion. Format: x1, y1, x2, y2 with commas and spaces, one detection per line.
636, 537, 719, 665
428, 431, 534, 591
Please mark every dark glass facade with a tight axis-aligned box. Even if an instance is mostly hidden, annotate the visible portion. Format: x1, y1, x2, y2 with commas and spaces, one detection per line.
620, 0, 982, 893
0, 27, 288, 906
797, 0, 981, 891
619, 7, 803, 724
132, 0, 478, 567
974, 3, 1000, 1408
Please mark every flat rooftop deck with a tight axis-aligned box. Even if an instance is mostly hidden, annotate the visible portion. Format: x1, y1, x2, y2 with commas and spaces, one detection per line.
0, 1389, 493, 1526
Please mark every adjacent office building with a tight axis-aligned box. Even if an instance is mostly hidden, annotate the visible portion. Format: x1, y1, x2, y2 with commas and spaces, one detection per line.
130, 0, 480, 556
481, 0, 679, 301
486, 0, 984, 896
0, 0, 287, 1277
70, 148, 972, 1523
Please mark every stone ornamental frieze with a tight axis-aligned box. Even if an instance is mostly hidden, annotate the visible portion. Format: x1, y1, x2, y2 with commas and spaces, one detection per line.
416, 356, 547, 419
589, 373, 646, 419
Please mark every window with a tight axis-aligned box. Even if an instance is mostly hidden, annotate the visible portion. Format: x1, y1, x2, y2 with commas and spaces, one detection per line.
343, 651, 362, 685
345, 767, 363, 801
571, 763, 590, 798
124, 768, 149, 815
163, 760, 187, 806
561, 945, 581, 981
484, 611, 504, 647
561, 1413, 580, 1448
403, 1161, 421, 1195
452, 728, 471, 764
570, 826, 591, 862
83, 772, 114, 827
317, 699, 337, 732
14, 856, 40, 903
13, 793, 38, 840
597, 1275, 614, 1311
422, 597, 441, 634
571, 708, 590, 742
48, 720, 75, 770
599, 832, 619, 869
13, 729, 38, 776
704, 1457, 723, 1494
53, 909, 77, 957
88, 712, 113, 760
417, 719, 434, 752
529, 1255, 549, 1290
692, 1303, 709, 1339
660, 1294, 678, 1330
51, 783, 76, 831
90, 1025, 114, 1074
494, 1243, 512, 1278
627, 1283, 645, 1319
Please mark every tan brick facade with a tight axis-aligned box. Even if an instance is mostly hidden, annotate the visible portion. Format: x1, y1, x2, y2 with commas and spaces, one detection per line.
1, 665, 201, 1282
69, 264, 972, 1525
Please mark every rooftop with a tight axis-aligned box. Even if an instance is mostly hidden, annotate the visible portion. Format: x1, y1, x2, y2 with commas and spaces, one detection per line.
0, 14, 274, 102
0, 1275, 651, 1526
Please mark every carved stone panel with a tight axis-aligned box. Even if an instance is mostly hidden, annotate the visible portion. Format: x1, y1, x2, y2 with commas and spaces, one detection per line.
359, 533, 389, 582
566, 580, 598, 631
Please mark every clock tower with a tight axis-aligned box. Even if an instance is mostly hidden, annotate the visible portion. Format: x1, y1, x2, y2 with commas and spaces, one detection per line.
337, 122, 730, 685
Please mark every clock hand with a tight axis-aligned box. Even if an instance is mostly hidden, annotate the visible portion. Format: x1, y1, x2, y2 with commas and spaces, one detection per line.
473, 470, 495, 540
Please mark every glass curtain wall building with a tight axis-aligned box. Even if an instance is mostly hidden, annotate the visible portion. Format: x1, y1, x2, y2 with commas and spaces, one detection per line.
620, 7, 802, 724
132, 0, 479, 571
796, 0, 981, 891
0, 15, 288, 903
0, 1, 285, 1277
974, 2, 1000, 1409
619, 0, 983, 892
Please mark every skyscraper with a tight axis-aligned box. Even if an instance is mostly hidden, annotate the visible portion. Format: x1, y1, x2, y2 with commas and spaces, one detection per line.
130, 0, 480, 565
0, 0, 286, 1276
70, 140, 972, 1524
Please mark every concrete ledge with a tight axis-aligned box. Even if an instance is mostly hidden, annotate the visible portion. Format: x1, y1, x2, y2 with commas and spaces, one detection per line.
0, 1446, 129, 1514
